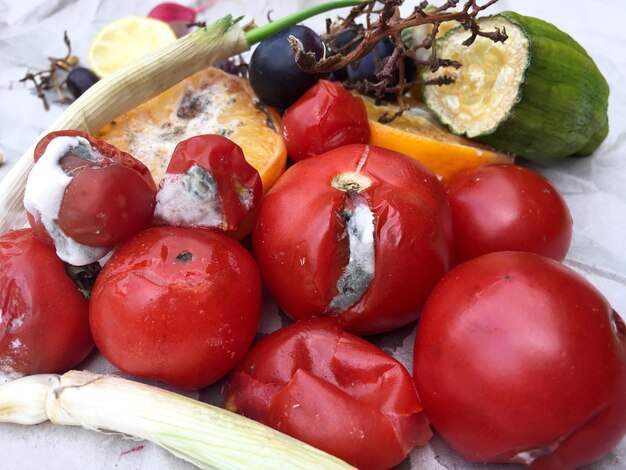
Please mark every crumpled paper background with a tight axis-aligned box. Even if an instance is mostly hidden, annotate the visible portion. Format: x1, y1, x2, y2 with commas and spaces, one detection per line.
0, 0, 624, 469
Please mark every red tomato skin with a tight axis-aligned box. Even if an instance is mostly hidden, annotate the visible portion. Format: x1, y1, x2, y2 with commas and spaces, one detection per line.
161, 134, 262, 230
224, 317, 432, 469
413, 251, 626, 469
89, 226, 262, 390
58, 165, 157, 247
29, 130, 157, 248
252, 144, 453, 335
445, 164, 573, 263
281, 80, 370, 162
0, 229, 93, 375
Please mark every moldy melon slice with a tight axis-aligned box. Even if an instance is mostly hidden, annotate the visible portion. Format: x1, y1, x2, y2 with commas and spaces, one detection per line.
96, 67, 287, 193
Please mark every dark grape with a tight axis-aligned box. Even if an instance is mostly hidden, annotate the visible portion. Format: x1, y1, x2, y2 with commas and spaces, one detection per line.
336, 36, 417, 91
347, 37, 395, 83
327, 28, 360, 82
249, 25, 324, 108
66, 67, 99, 99
215, 59, 240, 76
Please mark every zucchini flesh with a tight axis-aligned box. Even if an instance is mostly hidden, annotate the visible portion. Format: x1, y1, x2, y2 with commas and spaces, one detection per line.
423, 11, 610, 160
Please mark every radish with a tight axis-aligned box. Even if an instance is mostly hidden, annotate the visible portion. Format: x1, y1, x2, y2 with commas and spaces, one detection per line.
148, 1, 220, 36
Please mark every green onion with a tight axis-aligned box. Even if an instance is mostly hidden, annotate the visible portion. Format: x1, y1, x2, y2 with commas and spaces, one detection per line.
244, 1, 364, 45
0, 370, 354, 469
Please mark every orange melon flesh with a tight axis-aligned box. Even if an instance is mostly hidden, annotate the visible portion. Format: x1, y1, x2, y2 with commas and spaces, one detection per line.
96, 67, 287, 193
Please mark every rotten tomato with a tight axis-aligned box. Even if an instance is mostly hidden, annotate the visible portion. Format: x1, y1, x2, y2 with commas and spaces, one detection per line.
224, 317, 432, 469
0, 228, 93, 376
252, 144, 454, 335
281, 80, 370, 162
154, 134, 262, 231
26, 130, 157, 265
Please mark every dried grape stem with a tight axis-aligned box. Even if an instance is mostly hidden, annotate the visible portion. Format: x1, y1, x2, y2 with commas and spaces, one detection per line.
19, 31, 78, 110
297, 8, 504, 73
291, 0, 506, 104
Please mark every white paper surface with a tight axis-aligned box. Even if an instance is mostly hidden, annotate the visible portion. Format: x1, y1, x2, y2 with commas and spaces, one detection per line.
0, 1, 624, 469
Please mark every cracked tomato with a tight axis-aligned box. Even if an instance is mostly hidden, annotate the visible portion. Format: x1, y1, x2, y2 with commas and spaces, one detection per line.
252, 144, 453, 335
224, 317, 432, 469
413, 251, 626, 469
89, 226, 261, 390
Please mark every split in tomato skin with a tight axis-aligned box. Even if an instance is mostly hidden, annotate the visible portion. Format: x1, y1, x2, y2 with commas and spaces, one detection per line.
281, 80, 370, 162
28, 130, 157, 251
413, 251, 626, 469
252, 144, 454, 335
89, 226, 262, 391
445, 164, 573, 263
224, 317, 432, 470
154, 134, 262, 231
0, 228, 93, 377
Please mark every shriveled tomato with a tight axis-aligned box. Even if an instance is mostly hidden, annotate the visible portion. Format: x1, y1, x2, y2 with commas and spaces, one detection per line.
89, 226, 261, 390
26, 130, 157, 264
0, 229, 93, 376
253, 144, 453, 335
154, 134, 262, 231
224, 317, 432, 469
413, 251, 626, 469
445, 164, 572, 263
281, 80, 370, 162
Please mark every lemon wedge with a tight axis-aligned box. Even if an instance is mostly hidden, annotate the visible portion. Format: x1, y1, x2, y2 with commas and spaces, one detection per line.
88, 16, 177, 78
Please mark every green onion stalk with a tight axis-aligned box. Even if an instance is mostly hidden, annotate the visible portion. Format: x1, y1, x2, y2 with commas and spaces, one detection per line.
0, 371, 354, 469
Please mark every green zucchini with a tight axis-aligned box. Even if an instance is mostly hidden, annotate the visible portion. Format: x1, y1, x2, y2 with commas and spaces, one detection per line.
422, 11, 609, 160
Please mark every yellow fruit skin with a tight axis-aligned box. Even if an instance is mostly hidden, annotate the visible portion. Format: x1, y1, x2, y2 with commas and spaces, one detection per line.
88, 16, 177, 78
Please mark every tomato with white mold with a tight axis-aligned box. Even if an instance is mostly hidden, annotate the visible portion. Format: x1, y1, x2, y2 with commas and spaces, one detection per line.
154, 134, 262, 231
252, 144, 454, 335
26, 130, 157, 266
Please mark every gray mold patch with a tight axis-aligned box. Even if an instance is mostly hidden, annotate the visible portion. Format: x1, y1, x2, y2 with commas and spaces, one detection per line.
328, 192, 375, 313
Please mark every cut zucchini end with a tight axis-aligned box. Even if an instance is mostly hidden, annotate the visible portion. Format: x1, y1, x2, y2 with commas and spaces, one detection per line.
423, 11, 610, 160
423, 16, 529, 139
